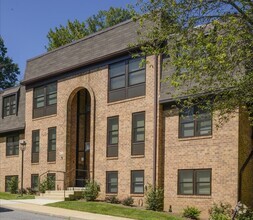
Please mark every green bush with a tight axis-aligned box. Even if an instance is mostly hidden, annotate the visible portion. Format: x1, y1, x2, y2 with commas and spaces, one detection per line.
26, 187, 38, 195
182, 206, 201, 220
122, 196, 134, 206
18, 188, 27, 195
39, 179, 47, 193
7, 176, 19, 194
83, 180, 100, 201
105, 195, 121, 204
145, 184, 164, 211
39, 177, 55, 193
209, 202, 232, 220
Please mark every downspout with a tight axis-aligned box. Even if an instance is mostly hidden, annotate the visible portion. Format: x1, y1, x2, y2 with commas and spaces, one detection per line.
92, 98, 96, 181
153, 55, 159, 187
238, 147, 253, 201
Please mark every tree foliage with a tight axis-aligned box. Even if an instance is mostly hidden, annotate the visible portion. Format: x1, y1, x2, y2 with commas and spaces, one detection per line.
46, 7, 134, 51
0, 37, 20, 90
136, 0, 253, 125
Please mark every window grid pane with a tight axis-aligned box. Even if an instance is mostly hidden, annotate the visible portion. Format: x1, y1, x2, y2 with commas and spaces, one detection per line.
6, 135, 19, 156
131, 170, 144, 194
3, 95, 16, 116
132, 112, 145, 144
178, 169, 211, 195
107, 172, 118, 194
48, 127, 56, 162
180, 106, 212, 138
107, 117, 119, 157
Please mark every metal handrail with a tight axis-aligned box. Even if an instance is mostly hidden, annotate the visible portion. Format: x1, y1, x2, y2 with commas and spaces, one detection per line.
38, 168, 88, 200
39, 170, 66, 198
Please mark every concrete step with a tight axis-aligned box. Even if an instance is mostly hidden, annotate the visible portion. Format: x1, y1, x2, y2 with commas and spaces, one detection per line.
44, 190, 74, 195
67, 187, 85, 191
35, 195, 65, 200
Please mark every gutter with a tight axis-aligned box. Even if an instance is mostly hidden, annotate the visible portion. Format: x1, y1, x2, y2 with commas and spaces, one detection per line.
153, 55, 159, 187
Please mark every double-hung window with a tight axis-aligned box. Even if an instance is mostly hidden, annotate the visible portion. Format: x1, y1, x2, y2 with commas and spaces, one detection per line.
179, 106, 212, 138
33, 82, 57, 118
106, 171, 118, 194
3, 95, 16, 117
47, 173, 56, 190
5, 175, 18, 192
108, 57, 146, 102
178, 169, 211, 195
31, 130, 40, 163
131, 170, 144, 194
132, 112, 145, 155
31, 174, 39, 191
107, 116, 119, 157
6, 135, 19, 156
48, 127, 56, 162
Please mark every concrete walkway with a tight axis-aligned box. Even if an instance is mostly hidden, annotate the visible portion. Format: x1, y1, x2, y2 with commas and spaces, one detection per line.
0, 199, 133, 220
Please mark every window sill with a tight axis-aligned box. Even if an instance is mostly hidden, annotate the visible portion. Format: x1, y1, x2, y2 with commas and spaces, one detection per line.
178, 135, 212, 141
130, 194, 144, 197
47, 161, 56, 164
6, 155, 19, 158
131, 155, 145, 159
106, 193, 118, 196
108, 95, 145, 106
32, 114, 57, 121
31, 162, 39, 165
177, 195, 212, 199
106, 157, 118, 160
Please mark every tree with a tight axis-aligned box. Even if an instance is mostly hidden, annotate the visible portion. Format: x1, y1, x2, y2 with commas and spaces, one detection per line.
135, 0, 253, 125
46, 7, 134, 51
0, 37, 20, 90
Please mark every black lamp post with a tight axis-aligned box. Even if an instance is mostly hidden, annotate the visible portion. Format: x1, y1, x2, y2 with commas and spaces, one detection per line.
20, 140, 26, 196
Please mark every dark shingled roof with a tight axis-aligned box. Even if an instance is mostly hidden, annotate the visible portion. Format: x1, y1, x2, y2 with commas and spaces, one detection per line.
24, 20, 142, 84
0, 86, 25, 134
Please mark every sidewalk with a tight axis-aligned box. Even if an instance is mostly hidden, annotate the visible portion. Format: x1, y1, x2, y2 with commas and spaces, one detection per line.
0, 199, 133, 220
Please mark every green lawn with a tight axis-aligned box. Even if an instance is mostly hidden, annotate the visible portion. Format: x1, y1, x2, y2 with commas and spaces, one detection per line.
0, 192, 35, 200
47, 201, 182, 220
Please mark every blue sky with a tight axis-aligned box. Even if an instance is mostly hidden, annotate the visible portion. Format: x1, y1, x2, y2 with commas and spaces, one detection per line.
0, 0, 137, 80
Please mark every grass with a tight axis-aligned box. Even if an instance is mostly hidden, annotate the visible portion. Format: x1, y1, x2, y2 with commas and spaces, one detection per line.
47, 201, 182, 220
0, 192, 35, 200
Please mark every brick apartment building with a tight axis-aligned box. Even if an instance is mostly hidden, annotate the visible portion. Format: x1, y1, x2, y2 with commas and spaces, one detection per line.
0, 20, 252, 217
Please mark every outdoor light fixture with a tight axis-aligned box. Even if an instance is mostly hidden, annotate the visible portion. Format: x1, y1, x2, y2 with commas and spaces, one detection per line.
20, 140, 27, 196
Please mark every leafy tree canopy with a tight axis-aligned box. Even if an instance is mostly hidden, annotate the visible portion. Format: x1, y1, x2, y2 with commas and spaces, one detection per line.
46, 7, 135, 51
0, 37, 20, 90
136, 0, 253, 125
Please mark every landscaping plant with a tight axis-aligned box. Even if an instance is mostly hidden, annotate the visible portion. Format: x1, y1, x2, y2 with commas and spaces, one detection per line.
7, 176, 18, 194
209, 202, 232, 220
145, 184, 164, 211
182, 206, 201, 220
83, 180, 100, 201
122, 196, 134, 206
105, 195, 121, 204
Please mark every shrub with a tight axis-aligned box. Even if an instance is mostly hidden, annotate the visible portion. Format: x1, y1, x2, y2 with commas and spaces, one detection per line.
105, 195, 121, 204
145, 184, 164, 211
83, 180, 100, 201
209, 202, 232, 220
7, 176, 19, 194
236, 204, 253, 220
39, 176, 55, 193
39, 179, 47, 193
182, 206, 201, 220
26, 187, 38, 195
122, 196, 134, 206
18, 188, 27, 195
